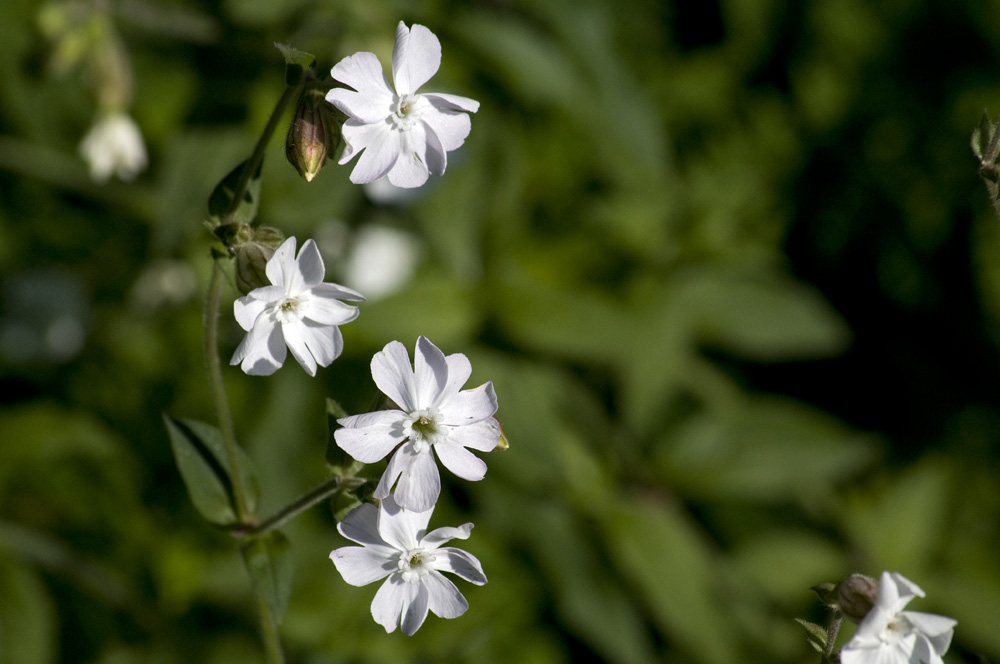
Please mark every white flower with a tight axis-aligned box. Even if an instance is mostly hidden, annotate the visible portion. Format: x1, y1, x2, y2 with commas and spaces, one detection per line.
330, 495, 487, 635
326, 21, 480, 188
79, 112, 148, 182
334, 336, 500, 512
841, 571, 957, 664
230, 237, 364, 376
341, 224, 422, 300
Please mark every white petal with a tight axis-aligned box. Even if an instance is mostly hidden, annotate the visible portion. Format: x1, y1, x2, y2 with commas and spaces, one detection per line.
885, 572, 924, 608
904, 611, 956, 653
421, 522, 472, 547
264, 237, 298, 290
303, 295, 359, 326
393, 448, 442, 513
442, 351, 472, 396
438, 382, 498, 425
233, 293, 272, 331
420, 121, 448, 177
371, 340, 419, 411
434, 441, 487, 482
413, 336, 449, 409
329, 52, 395, 118
392, 22, 441, 96
281, 319, 318, 376
371, 575, 408, 633
432, 547, 487, 585
377, 495, 431, 551
342, 121, 401, 184
330, 546, 395, 586
400, 581, 429, 635
335, 410, 408, 463
386, 144, 431, 188
442, 418, 501, 452
310, 281, 365, 302
336, 502, 382, 545
421, 106, 472, 156
423, 571, 468, 619
291, 238, 325, 292
423, 91, 480, 114
297, 318, 341, 368
231, 315, 286, 376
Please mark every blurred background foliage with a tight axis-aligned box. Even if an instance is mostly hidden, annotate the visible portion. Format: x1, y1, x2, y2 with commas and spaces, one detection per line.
1, 0, 999, 662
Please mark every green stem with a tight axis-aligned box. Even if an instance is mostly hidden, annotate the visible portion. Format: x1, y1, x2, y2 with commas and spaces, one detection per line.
222, 83, 301, 225
255, 588, 286, 664
250, 475, 365, 537
204, 259, 252, 523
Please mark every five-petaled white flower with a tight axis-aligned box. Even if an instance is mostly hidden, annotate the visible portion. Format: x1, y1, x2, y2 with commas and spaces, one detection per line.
79, 112, 148, 182
841, 571, 957, 664
230, 237, 364, 376
334, 336, 500, 512
330, 495, 487, 635
326, 21, 480, 188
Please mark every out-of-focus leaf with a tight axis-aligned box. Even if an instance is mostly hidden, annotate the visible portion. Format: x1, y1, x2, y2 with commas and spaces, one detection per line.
678, 269, 849, 361
163, 416, 259, 526
655, 396, 875, 503
0, 556, 55, 664
601, 496, 735, 664
206, 157, 263, 228
240, 530, 294, 623
731, 531, 845, 604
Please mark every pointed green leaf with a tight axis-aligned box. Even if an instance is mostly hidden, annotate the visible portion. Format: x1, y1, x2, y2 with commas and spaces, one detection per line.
795, 618, 829, 650
274, 43, 316, 86
163, 416, 259, 526
241, 530, 294, 622
207, 157, 263, 227
0, 558, 55, 664
972, 109, 993, 160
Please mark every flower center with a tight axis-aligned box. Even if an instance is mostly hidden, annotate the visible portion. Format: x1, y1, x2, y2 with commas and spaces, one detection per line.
405, 407, 440, 453
390, 94, 419, 130
882, 615, 913, 644
398, 548, 435, 583
273, 297, 302, 323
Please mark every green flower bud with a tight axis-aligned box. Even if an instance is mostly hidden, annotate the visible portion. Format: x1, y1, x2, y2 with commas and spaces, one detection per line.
835, 573, 879, 624
285, 88, 342, 182
214, 223, 285, 294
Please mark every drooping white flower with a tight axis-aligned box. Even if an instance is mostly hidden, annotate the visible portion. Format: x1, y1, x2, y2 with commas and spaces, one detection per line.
840, 571, 957, 664
334, 336, 500, 512
79, 112, 148, 182
326, 21, 480, 188
230, 237, 364, 376
330, 495, 487, 635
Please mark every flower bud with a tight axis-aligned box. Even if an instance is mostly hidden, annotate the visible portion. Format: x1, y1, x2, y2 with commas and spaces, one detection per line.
214, 223, 285, 294
285, 88, 341, 182
835, 573, 880, 624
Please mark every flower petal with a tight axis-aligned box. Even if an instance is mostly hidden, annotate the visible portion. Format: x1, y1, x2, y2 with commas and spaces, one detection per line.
377, 495, 432, 551
329, 52, 395, 121
434, 441, 487, 482
421, 104, 472, 154
297, 318, 341, 368
234, 290, 278, 331
377, 444, 441, 513
372, 340, 419, 411
423, 91, 480, 114
423, 570, 469, 619
311, 281, 365, 302
231, 315, 286, 376
330, 546, 395, 586
371, 574, 408, 633
335, 410, 407, 463
421, 522, 472, 547
341, 120, 400, 184
392, 22, 441, 96
290, 238, 325, 292
432, 547, 487, 585
303, 295, 359, 326
400, 581, 429, 635
438, 381, 498, 425
264, 237, 298, 290
413, 336, 450, 408
442, 418, 501, 452
281, 319, 318, 376
337, 502, 383, 545
421, 121, 448, 177
904, 611, 956, 653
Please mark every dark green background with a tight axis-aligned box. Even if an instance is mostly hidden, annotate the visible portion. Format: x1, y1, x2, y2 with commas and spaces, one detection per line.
1, 0, 999, 662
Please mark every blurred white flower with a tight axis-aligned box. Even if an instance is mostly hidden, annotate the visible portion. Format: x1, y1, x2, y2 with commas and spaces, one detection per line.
330, 495, 487, 635
342, 224, 422, 300
79, 112, 147, 182
334, 336, 500, 511
841, 571, 956, 664
326, 21, 479, 188
230, 237, 364, 376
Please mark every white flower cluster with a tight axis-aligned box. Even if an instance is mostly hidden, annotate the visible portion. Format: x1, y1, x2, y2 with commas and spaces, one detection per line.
230, 22, 496, 635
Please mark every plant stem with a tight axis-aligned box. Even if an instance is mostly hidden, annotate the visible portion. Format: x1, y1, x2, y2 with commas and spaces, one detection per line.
255, 587, 286, 664
250, 475, 365, 537
222, 83, 301, 225
204, 259, 252, 523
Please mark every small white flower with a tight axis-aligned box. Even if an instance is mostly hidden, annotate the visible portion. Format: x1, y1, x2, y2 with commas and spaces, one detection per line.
79, 112, 148, 182
335, 336, 500, 512
230, 237, 364, 376
326, 21, 480, 188
330, 495, 487, 635
841, 571, 957, 664
341, 224, 422, 300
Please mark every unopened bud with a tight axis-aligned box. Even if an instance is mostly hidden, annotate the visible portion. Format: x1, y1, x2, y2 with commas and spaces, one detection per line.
835, 573, 879, 624
285, 88, 341, 182
214, 223, 285, 294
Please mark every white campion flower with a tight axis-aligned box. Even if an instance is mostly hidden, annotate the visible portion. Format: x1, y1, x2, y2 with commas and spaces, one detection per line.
230, 237, 364, 376
330, 495, 487, 635
326, 21, 480, 188
334, 336, 500, 512
79, 112, 148, 182
840, 571, 957, 664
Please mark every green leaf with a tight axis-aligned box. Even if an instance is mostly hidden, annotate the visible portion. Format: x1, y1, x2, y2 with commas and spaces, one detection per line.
0, 557, 55, 664
795, 618, 828, 652
206, 157, 264, 227
973, 109, 994, 161
241, 530, 294, 623
274, 42, 316, 86
163, 416, 259, 526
